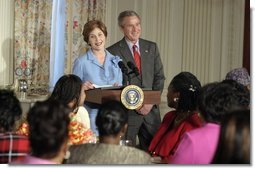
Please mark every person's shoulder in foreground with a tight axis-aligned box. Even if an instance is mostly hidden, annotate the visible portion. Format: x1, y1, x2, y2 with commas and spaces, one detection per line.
64, 143, 152, 164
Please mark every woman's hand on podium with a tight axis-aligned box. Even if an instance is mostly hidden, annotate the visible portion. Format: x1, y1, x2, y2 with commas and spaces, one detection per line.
83, 81, 95, 90
112, 82, 120, 86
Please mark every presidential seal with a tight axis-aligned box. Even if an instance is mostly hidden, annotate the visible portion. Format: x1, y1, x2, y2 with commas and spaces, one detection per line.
121, 85, 144, 110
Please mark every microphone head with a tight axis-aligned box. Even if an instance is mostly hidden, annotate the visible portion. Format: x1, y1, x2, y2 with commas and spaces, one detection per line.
118, 61, 125, 68
127, 61, 135, 69
127, 61, 139, 76
118, 61, 128, 74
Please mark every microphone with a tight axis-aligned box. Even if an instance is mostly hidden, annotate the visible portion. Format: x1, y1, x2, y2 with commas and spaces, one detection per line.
118, 61, 128, 74
127, 61, 139, 76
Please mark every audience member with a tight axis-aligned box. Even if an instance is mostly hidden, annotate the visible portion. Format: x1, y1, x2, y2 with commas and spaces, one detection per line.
148, 72, 203, 163
222, 79, 250, 106
0, 89, 30, 163
48, 74, 90, 129
169, 80, 250, 164
212, 109, 250, 164
17, 74, 95, 145
225, 67, 250, 90
65, 101, 152, 164
46, 74, 95, 144
107, 10, 165, 151
73, 20, 123, 136
13, 100, 70, 164
96, 100, 128, 145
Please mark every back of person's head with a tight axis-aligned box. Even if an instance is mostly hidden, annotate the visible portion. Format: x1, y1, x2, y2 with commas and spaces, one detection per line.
0, 89, 22, 132
198, 80, 250, 123
96, 100, 128, 137
27, 100, 70, 158
225, 67, 250, 88
118, 10, 141, 27
169, 71, 201, 112
212, 109, 250, 164
222, 79, 250, 95
49, 74, 82, 110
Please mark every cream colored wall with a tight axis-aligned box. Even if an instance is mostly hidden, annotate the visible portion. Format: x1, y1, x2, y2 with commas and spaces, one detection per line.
105, 0, 245, 118
0, 0, 14, 86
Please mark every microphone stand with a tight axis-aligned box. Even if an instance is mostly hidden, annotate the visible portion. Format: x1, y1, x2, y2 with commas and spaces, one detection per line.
126, 74, 131, 86
121, 69, 132, 86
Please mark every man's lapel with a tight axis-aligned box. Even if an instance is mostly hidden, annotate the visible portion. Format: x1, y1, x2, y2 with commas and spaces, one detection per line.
118, 38, 133, 63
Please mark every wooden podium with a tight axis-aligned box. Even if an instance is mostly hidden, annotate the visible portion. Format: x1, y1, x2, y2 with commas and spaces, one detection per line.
85, 87, 161, 105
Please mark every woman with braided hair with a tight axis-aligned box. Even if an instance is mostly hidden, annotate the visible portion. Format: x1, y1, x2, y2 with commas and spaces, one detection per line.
148, 72, 203, 163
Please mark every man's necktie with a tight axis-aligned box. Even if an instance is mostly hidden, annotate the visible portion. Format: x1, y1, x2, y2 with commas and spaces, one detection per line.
132, 45, 141, 74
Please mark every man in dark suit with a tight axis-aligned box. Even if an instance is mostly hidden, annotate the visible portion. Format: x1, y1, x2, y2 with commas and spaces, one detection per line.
107, 10, 165, 151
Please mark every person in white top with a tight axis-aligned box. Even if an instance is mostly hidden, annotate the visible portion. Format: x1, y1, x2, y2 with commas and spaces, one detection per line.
48, 74, 91, 128
75, 106, 90, 128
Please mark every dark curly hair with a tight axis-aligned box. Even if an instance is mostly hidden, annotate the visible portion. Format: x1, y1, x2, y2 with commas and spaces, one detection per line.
96, 100, 128, 137
82, 20, 107, 44
27, 100, 70, 158
48, 74, 82, 111
0, 89, 22, 132
198, 80, 250, 123
170, 72, 201, 112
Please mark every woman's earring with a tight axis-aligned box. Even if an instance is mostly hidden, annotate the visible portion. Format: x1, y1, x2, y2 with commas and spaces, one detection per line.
173, 97, 179, 102
64, 150, 71, 160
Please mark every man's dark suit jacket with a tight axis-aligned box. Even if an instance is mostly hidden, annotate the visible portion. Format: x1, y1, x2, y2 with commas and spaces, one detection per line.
107, 37, 165, 151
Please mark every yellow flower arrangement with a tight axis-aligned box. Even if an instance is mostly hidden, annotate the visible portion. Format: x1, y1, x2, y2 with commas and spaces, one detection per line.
16, 122, 29, 136
68, 112, 96, 145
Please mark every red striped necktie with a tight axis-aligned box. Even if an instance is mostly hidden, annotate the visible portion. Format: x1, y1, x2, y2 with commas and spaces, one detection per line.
132, 45, 141, 74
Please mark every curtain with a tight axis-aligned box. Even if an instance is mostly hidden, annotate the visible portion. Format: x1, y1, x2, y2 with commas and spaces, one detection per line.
14, 0, 106, 91
14, 0, 52, 88
0, 0, 14, 86
49, 0, 66, 91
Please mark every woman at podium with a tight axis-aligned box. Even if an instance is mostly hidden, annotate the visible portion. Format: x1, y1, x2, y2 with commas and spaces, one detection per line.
73, 20, 123, 136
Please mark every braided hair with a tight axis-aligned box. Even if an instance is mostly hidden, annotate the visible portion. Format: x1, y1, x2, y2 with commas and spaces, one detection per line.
170, 72, 201, 112
48, 74, 82, 111
96, 100, 128, 137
